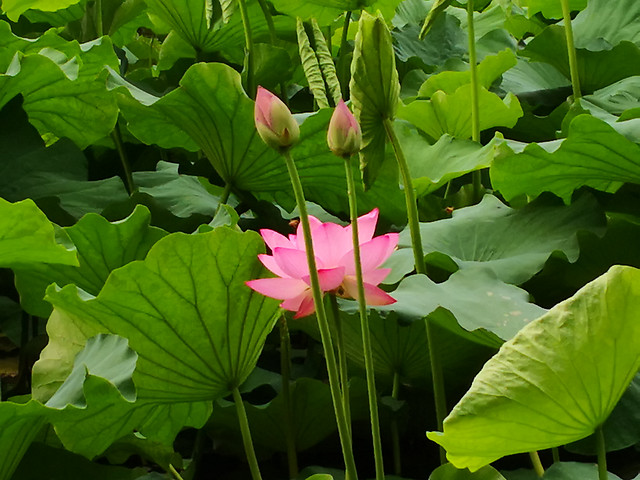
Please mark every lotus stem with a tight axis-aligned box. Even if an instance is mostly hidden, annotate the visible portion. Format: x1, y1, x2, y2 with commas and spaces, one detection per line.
383, 117, 447, 463
467, 0, 482, 202
168, 464, 185, 480
391, 372, 402, 476
344, 155, 385, 480
279, 314, 299, 479
232, 387, 263, 480
552, 447, 560, 463
529, 451, 545, 477
329, 295, 352, 432
596, 425, 608, 480
111, 123, 134, 195
560, 0, 582, 100
237, 0, 255, 98
256, 0, 289, 105
281, 149, 358, 480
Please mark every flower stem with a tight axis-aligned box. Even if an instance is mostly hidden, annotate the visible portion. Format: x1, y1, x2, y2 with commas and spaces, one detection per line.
237, 0, 255, 98
232, 387, 263, 480
390, 372, 402, 476
344, 156, 385, 480
110, 123, 134, 195
552, 447, 560, 464
279, 315, 299, 479
329, 295, 352, 433
281, 149, 358, 480
256, 0, 289, 106
529, 451, 545, 477
337, 11, 353, 95
383, 118, 447, 463
596, 425, 608, 480
466, 0, 482, 202
168, 464, 185, 480
560, 0, 582, 100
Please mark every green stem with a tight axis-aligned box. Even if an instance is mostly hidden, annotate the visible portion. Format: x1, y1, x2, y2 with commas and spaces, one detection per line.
382, 118, 425, 275
552, 447, 560, 464
237, 0, 255, 98
95, 0, 103, 37
329, 295, 352, 433
281, 149, 358, 480
390, 372, 402, 476
256, 0, 289, 105
560, 0, 582, 100
467, 0, 482, 202
232, 387, 263, 480
279, 315, 299, 479
596, 425, 608, 480
384, 118, 447, 463
169, 465, 185, 480
344, 157, 385, 480
529, 451, 545, 477
337, 11, 353, 96
111, 123, 135, 195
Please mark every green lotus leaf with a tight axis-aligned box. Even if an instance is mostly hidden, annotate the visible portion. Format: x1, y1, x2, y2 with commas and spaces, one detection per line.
523, 26, 640, 93
14, 205, 166, 317
0, 198, 78, 268
490, 115, 640, 202
0, 22, 119, 148
427, 265, 640, 471
394, 194, 606, 284
521, 0, 586, 19
502, 462, 622, 480
0, 400, 48, 480
0, 0, 82, 21
33, 227, 280, 404
572, 0, 640, 50
398, 86, 523, 141
583, 77, 640, 115
350, 10, 400, 187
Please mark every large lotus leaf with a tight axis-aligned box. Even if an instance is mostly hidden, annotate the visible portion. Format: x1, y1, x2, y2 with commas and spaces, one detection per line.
521, 0, 586, 19
350, 11, 401, 188
398, 86, 523, 141
427, 265, 640, 471
14, 205, 166, 317
418, 49, 517, 98
499, 58, 570, 96
0, 23, 119, 148
566, 371, 640, 455
430, 464, 506, 480
0, 0, 82, 21
491, 115, 640, 202
394, 194, 606, 284
0, 198, 77, 268
33, 227, 280, 405
146, 0, 288, 56
270, 0, 364, 25
0, 400, 47, 480
208, 377, 368, 453
502, 462, 622, 480
572, 0, 640, 50
523, 26, 640, 93
371, 270, 546, 347
393, 12, 467, 67
396, 123, 508, 196
111, 65, 405, 223
583, 77, 640, 115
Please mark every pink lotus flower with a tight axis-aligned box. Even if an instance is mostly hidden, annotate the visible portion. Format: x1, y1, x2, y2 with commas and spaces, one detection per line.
254, 86, 300, 151
247, 209, 398, 318
327, 100, 362, 158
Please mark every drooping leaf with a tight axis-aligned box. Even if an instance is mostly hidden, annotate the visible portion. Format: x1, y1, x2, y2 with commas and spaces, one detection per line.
427, 265, 640, 471
419, 0, 454, 40
34, 227, 280, 403
398, 85, 523, 141
490, 115, 640, 202
394, 194, 606, 284
14, 205, 166, 317
571, 0, 640, 50
0, 198, 77, 268
297, 17, 330, 109
0, 0, 82, 21
0, 23, 120, 148
350, 10, 400, 187
583, 76, 640, 115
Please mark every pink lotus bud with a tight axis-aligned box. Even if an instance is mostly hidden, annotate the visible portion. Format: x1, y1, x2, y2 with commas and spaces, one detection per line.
327, 100, 362, 158
254, 86, 300, 151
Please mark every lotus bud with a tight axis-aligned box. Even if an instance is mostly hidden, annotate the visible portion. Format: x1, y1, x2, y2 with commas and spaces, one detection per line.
254, 86, 300, 151
327, 100, 362, 158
